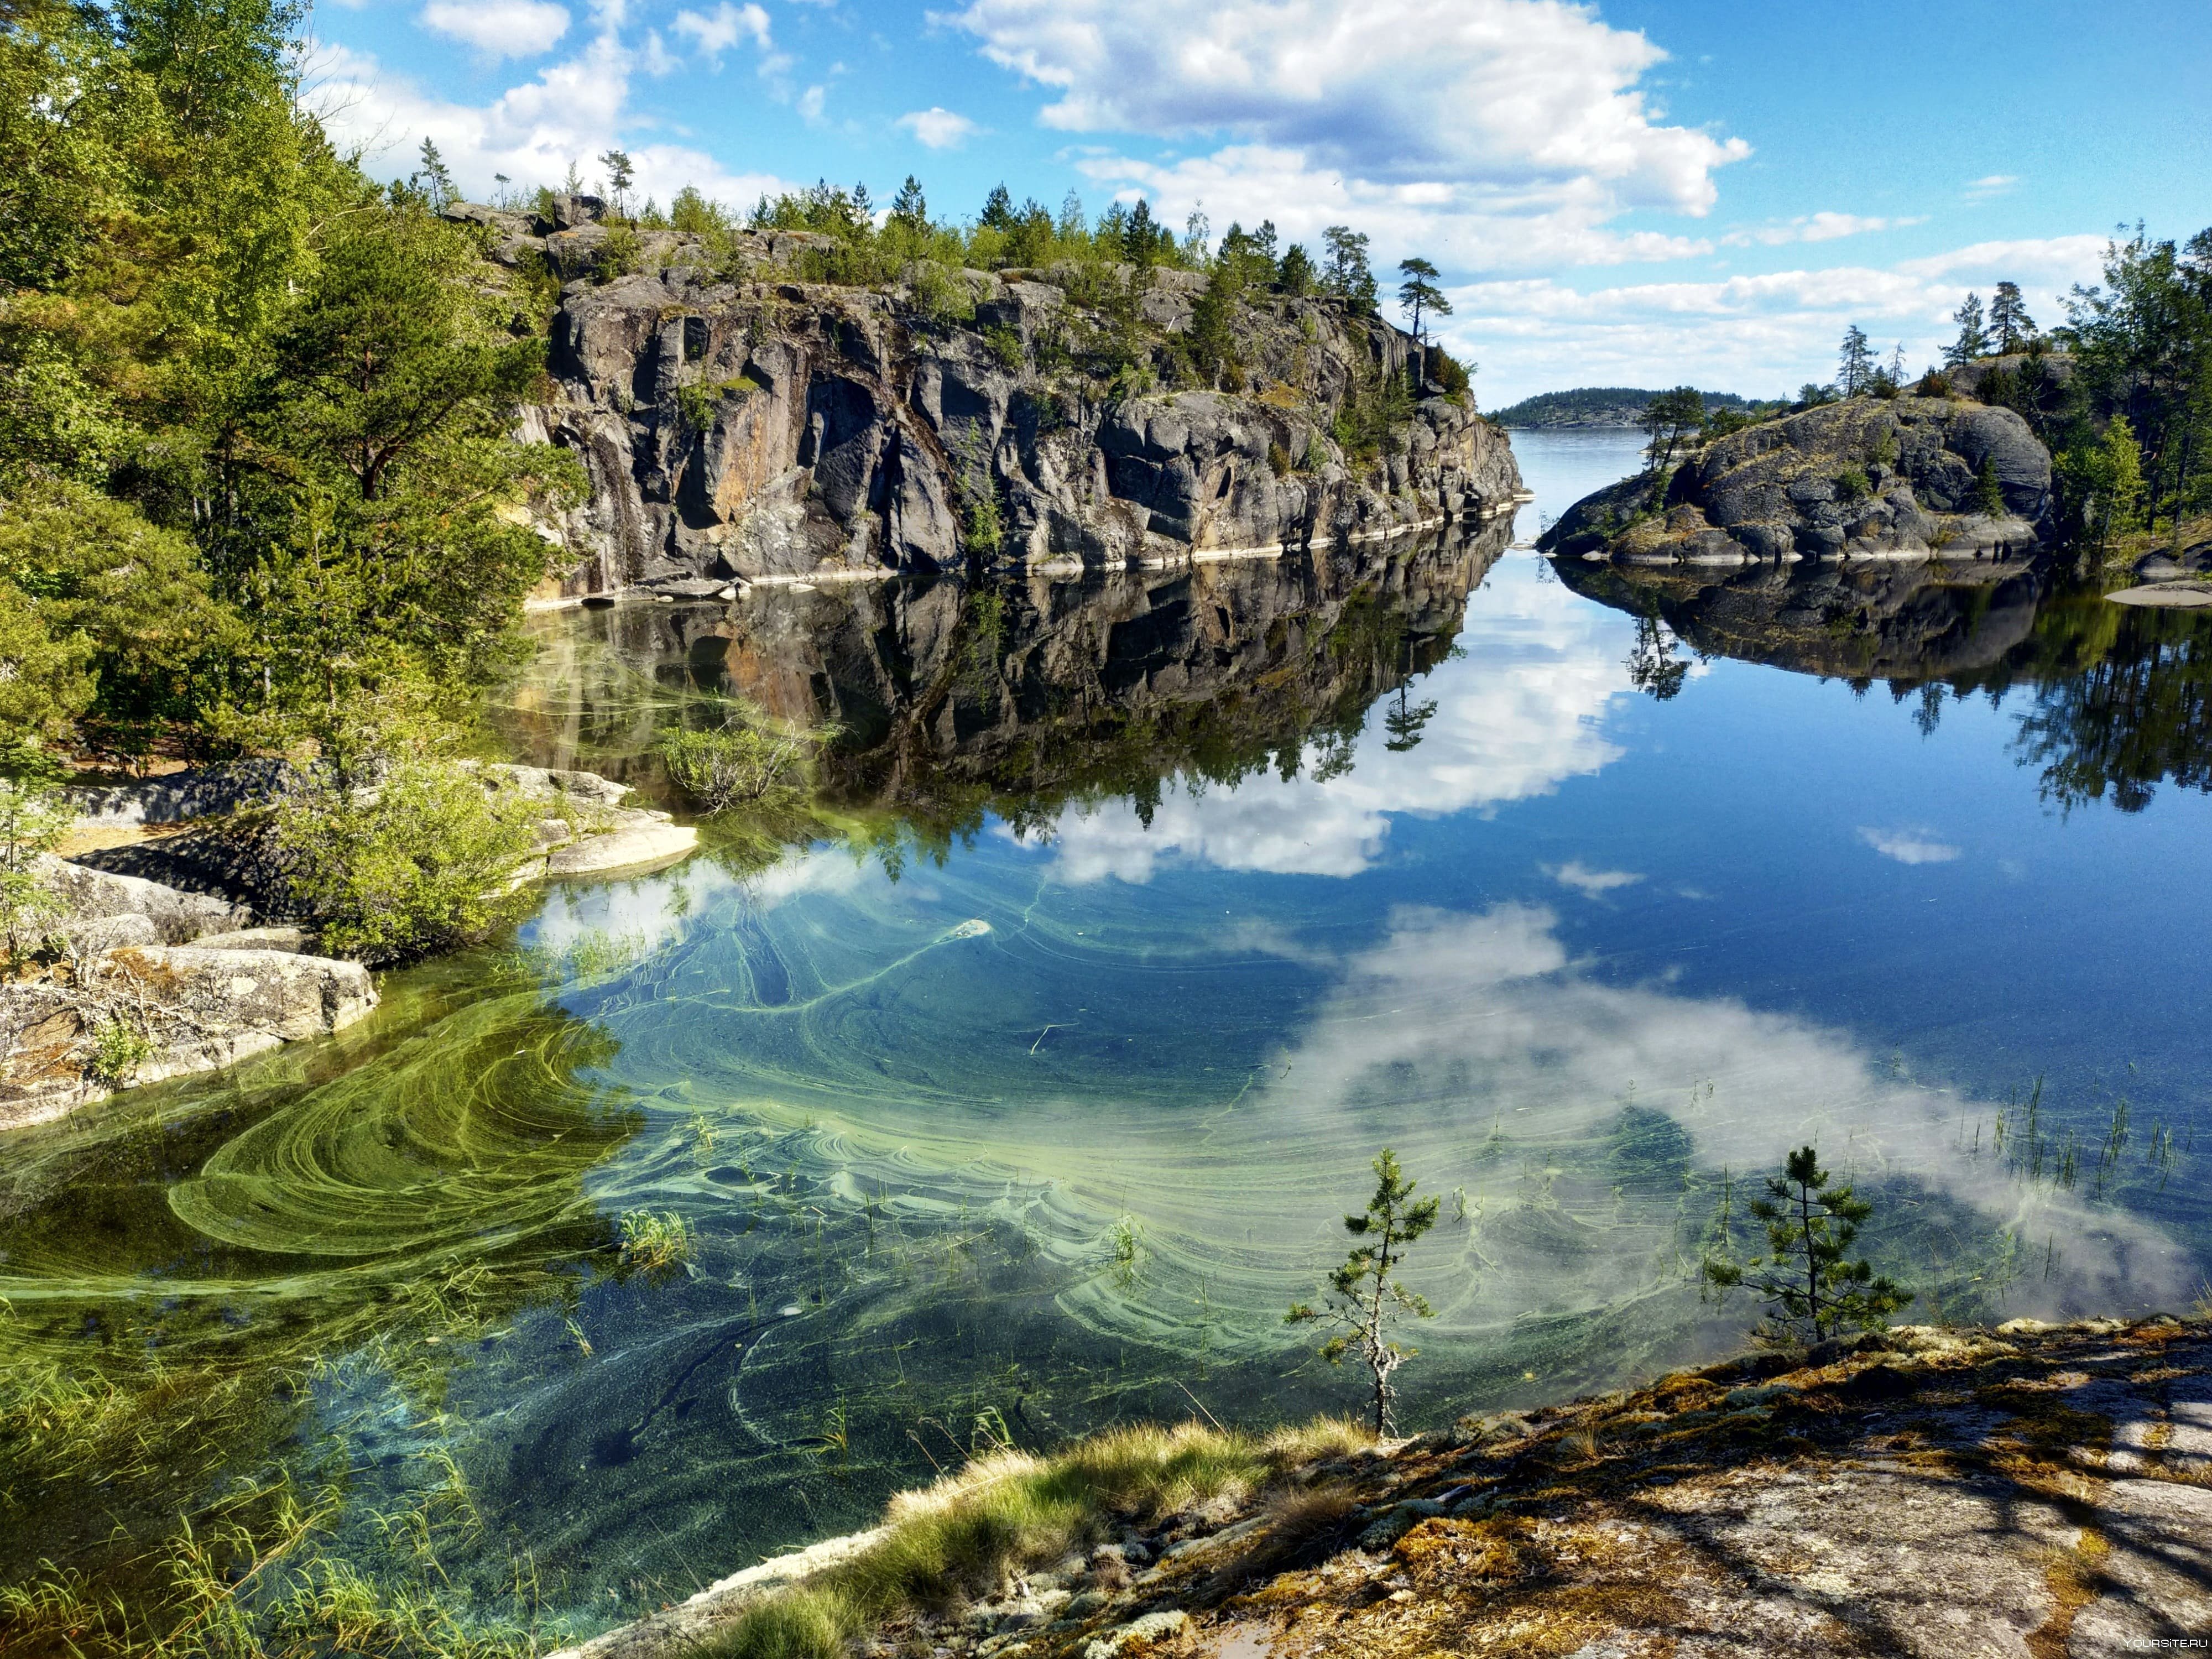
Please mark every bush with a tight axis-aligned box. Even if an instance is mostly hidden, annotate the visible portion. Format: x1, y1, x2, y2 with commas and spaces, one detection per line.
0, 779, 70, 962
657, 723, 805, 812
1834, 468, 1871, 503
1429, 346, 1472, 400
983, 325, 1024, 372
275, 760, 542, 964
86, 1015, 153, 1086
1914, 369, 1953, 398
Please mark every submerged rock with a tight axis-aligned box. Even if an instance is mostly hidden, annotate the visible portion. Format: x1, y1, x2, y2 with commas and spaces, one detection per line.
1541, 395, 2052, 566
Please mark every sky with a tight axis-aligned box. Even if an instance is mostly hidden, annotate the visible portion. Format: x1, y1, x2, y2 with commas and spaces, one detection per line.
304, 0, 2212, 406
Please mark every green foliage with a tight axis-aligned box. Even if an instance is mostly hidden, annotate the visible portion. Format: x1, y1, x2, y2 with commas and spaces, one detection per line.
1945, 291, 1991, 366
983, 324, 1024, 372
1975, 455, 2006, 516
617, 1208, 697, 1272
0, 778, 71, 959
1643, 386, 1705, 473
2060, 413, 2146, 550
1701, 1144, 1911, 1344
1276, 242, 1317, 297
275, 754, 541, 965
1321, 226, 1376, 312
1286, 1148, 1439, 1434
1834, 467, 1871, 503
1428, 346, 1473, 400
87, 1015, 155, 1087
657, 721, 806, 812
1838, 324, 1876, 396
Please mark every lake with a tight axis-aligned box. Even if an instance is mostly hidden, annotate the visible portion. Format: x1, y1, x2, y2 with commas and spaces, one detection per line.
6, 427, 2209, 1651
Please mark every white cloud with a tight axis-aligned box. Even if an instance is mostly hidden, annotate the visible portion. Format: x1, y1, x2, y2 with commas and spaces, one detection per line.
671, 1, 771, 61
1447, 232, 2110, 407
797, 83, 827, 122
899, 106, 980, 149
1858, 827, 1962, 866
419, 0, 570, 59
948, 0, 1748, 276
1723, 210, 1922, 247
1546, 860, 1642, 896
1018, 575, 1629, 883
307, 37, 793, 210
1965, 174, 2020, 200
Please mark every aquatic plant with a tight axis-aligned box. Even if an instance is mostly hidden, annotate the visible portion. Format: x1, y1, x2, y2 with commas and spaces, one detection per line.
1286, 1148, 1441, 1436
1700, 1145, 1910, 1344
659, 720, 807, 812
619, 1207, 698, 1271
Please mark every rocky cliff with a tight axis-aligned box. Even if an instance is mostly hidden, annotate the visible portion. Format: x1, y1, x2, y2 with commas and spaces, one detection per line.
1540, 395, 2052, 566
454, 201, 1522, 593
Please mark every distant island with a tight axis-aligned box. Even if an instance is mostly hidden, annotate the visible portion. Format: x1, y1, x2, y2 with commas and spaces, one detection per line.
1491, 385, 1776, 429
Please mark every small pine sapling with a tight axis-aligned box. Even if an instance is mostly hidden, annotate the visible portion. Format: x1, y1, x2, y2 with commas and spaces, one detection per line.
1702, 1145, 1910, 1344
1287, 1148, 1439, 1434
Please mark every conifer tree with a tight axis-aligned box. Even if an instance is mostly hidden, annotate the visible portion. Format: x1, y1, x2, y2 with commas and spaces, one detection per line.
1321, 226, 1377, 312
1287, 1149, 1439, 1434
1397, 257, 1451, 384
1702, 1145, 1910, 1343
1989, 281, 2037, 353
1838, 324, 1876, 396
1945, 292, 1990, 366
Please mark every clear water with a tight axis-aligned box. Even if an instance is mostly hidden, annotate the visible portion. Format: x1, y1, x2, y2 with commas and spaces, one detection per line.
6, 427, 2210, 1647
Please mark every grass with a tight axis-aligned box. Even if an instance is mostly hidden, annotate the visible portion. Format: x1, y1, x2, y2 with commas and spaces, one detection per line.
693, 1418, 1374, 1659
618, 1208, 698, 1272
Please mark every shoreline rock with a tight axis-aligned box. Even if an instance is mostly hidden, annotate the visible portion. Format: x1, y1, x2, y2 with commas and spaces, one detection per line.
562, 1314, 2211, 1659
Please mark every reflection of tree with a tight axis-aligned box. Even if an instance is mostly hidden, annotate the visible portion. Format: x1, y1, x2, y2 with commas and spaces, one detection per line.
1626, 613, 1691, 701
1383, 684, 1439, 752
2013, 609, 2212, 812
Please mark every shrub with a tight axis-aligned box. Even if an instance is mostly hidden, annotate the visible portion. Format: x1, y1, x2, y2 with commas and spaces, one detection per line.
1267, 441, 1291, 476
983, 325, 1024, 372
596, 223, 642, 282
1834, 468, 1871, 503
86, 1015, 153, 1086
1914, 369, 1953, 398
657, 723, 805, 812
1429, 346, 1472, 400
275, 760, 542, 965
0, 779, 71, 962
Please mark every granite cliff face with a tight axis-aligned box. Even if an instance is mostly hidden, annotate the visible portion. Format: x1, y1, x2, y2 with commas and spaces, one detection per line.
453, 201, 1522, 593
1540, 396, 2052, 566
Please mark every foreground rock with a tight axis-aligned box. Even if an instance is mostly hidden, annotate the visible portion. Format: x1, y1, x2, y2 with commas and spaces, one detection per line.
444, 199, 1521, 594
575, 1316, 2211, 1659
1541, 395, 2052, 566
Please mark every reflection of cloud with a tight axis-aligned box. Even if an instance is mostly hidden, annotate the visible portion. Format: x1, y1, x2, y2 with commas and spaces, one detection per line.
1023, 578, 1630, 882
1858, 827, 1961, 865
1547, 860, 1642, 896
531, 859, 736, 956
1260, 904, 2192, 1325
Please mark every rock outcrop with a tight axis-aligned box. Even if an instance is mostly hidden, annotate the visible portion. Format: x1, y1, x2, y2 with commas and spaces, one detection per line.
1540, 395, 2052, 566
1, 859, 378, 1131
560, 1315, 2212, 1659
448, 201, 1521, 594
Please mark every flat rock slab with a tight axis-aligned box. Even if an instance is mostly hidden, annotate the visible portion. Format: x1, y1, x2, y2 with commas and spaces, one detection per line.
2107, 582, 2212, 607
542, 821, 699, 877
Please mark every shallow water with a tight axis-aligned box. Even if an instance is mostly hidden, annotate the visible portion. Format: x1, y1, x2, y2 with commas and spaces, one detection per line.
6, 428, 2211, 1648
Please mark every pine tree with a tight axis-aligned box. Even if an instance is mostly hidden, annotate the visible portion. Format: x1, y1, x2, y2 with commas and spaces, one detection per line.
413, 138, 455, 210
1989, 281, 2037, 353
1945, 292, 1990, 366
1276, 243, 1316, 296
597, 148, 635, 221
1702, 1145, 1910, 1343
1397, 257, 1451, 384
979, 183, 1016, 232
1838, 324, 1876, 397
1287, 1149, 1439, 1434
1642, 386, 1705, 473
890, 175, 928, 232
1321, 226, 1377, 312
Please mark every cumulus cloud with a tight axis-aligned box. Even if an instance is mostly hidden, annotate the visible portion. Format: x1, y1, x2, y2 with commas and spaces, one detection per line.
947, 0, 1747, 274
1448, 232, 2110, 406
1016, 573, 1629, 883
899, 106, 980, 149
308, 36, 792, 210
1858, 827, 1962, 865
671, 1, 771, 61
1546, 860, 1643, 897
419, 0, 570, 59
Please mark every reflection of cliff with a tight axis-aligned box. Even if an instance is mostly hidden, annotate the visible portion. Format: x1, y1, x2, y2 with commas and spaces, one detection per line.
517, 522, 1514, 833
1556, 555, 2212, 815
1553, 556, 2046, 682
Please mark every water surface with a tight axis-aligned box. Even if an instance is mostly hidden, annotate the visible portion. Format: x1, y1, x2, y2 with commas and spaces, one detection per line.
6, 428, 2209, 1648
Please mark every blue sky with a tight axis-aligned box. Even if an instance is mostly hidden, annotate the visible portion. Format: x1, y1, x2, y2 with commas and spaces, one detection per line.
307, 0, 2212, 405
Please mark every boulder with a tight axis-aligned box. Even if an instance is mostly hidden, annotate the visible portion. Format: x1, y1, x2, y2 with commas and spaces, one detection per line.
0, 945, 376, 1131
31, 851, 250, 942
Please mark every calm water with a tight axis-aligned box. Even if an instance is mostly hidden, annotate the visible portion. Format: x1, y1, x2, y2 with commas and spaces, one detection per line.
6, 428, 2210, 1648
